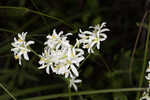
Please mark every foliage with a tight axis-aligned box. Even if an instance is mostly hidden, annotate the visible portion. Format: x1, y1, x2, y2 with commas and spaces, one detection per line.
0, 0, 148, 100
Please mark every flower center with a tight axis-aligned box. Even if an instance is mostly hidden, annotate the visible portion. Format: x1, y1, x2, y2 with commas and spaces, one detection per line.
67, 60, 72, 65
18, 39, 23, 42
21, 49, 25, 53
93, 38, 98, 42
84, 44, 89, 48
14, 55, 19, 59
52, 35, 56, 39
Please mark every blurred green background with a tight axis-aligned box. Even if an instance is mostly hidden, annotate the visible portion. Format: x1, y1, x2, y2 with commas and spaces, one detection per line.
0, 0, 148, 100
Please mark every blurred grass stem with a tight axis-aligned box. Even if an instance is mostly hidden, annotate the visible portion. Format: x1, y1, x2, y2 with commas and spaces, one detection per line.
136, 14, 150, 100
0, 82, 17, 100
22, 88, 145, 100
0, 6, 72, 28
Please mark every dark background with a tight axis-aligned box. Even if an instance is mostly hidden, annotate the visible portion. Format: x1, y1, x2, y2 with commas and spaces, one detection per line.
0, 0, 149, 100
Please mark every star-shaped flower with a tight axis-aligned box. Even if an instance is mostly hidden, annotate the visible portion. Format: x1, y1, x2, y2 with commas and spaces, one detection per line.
11, 32, 34, 65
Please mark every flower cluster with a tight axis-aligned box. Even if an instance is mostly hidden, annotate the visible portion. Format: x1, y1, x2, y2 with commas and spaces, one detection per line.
140, 61, 150, 100
79, 22, 109, 53
11, 22, 109, 91
38, 29, 84, 91
11, 32, 34, 65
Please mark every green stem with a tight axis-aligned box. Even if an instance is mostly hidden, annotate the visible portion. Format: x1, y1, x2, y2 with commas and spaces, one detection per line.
22, 88, 145, 100
0, 82, 17, 100
128, 11, 148, 85
0, 28, 17, 34
136, 17, 150, 100
28, 46, 40, 58
80, 53, 91, 67
68, 85, 72, 100
30, 0, 50, 29
0, 6, 72, 28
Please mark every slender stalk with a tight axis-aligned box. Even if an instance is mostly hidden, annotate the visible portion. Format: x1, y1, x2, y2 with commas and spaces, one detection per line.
0, 6, 72, 28
0, 82, 17, 100
68, 85, 72, 100
22, 88, 145, 100
80, 53, 91, 67
28, 46, 40, 58
0, 84, 64, 99
136, 15, 150, 100
128, 11, 148, 84
0, 28, 17, 34
30, 0, 50, 29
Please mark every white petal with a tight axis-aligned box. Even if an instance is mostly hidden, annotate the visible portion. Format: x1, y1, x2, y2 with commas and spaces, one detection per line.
53, 29, 57, 36
26, 41, 35, 45
99, 34, 107, 41
71, 65, 79, 77
19, 57, 22, 65
38, 65, 46, 69
18, 33, 22, 40
79, 29, 92, 35
74, 79, 82, 83
100, 28, 110, 33
66, 33, 72, 36
73, 83, 78, 91
90, 41, 96, 49
145, 74, 150, 80
97, 41, 100, 49
88, 48, 91, 53
23, 53, 29, 60
46, 67, 50, 74
65, 72, 69, 78
146, 68, 150, 72
100, 22, 106, 29
58, 31, 63, 36
69, 71, 74, 78
46, 35, 51, 39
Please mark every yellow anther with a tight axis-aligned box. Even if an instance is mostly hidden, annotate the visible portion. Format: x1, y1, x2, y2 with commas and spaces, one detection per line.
40, 58, 48, 63
14, 55, 19, 59
72, 53, 75, 57
54, 67, 57, 70
84, 44, 89, 48
53, 65, 60, 70
67, 60, 72, 65
94, 38, 98, 42
18, 39, 23, 42
93, 31, 97, 34
52, 35, 56, 39
62, 55, 67, 59
148, 66, 150, 69
40, 57, 44, 61
21, 49, 25, 53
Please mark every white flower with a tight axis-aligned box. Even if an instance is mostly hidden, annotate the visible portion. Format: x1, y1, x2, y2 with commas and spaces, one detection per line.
145, 62, 150, 81
11, 32, 34, 65
79, 22, 109, 53
140, 95, 150, 100
140, 91, 150, 100
145, 61, 150, 88
64, 43, 84, 78
44, 29, 71, 50
69, 77, 82, 91
146, 61, 150, 72
38, 47, 53, 74
39, 44, 84, 77
145, 73, 150, 80
38, 34, 84, 78
38, 47, 67, 74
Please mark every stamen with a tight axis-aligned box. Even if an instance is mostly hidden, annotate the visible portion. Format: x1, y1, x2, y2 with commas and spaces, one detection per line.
14, 55, 19, 59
